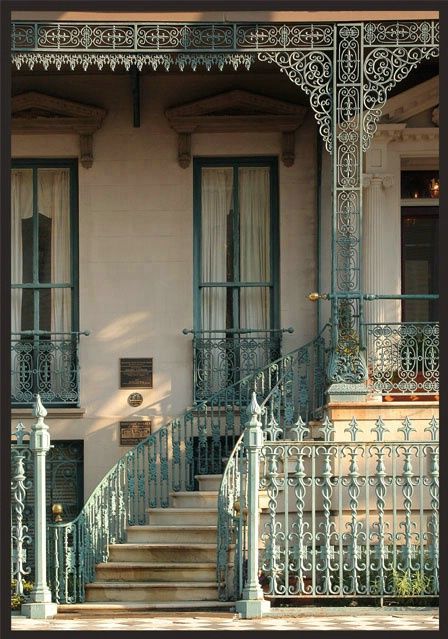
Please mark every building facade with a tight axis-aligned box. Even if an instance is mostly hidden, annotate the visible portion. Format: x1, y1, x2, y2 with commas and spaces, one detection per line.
10, 9, 439, 615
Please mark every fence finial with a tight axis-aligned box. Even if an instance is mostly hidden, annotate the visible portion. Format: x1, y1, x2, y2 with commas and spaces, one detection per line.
247, 391, 261, 417
33, 394, 48, 420
398, 417, 416, 441
344, 416, 362, 442
371, 417, 389, 442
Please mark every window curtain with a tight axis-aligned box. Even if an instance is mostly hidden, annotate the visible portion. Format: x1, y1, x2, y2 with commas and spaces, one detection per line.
11, 170, 33, 332
239, 167, 270, 330
38, 169, 71, 333
11, 170, 33, 397
38, 169, 71, 396
201, 168, 233, 394
201, 167, 233, 331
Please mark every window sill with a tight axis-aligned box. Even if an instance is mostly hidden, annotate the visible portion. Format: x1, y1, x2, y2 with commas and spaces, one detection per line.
11, 407, 86, 418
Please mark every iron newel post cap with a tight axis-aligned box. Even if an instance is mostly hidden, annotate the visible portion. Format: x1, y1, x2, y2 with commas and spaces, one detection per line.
244, 392, 263, 448
30, 394, 51, 452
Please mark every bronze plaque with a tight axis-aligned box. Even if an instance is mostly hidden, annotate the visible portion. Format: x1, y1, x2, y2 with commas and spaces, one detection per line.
128, 392, 143, 407
120, 421, 152, 446
120, 358, 153, 388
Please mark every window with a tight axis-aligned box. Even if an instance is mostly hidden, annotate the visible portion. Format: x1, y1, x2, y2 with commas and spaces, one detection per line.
11, 159, 79, 406
193, 157, 279, 397
401, 207, 438, 322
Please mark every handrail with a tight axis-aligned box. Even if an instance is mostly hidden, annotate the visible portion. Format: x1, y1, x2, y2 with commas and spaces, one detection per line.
182, 327, 294, 335
47, 326, 330, 603
216, 365, 306, 600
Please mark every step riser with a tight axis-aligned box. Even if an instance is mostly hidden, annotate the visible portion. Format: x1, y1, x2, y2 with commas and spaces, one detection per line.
109, 547, 217, 562
148, 511, 217, 526
196, 477, 222, 491
85, 586, 219, 603
171, 494, 218, 508
127, 529, 217, 544
95, 566, 217, 582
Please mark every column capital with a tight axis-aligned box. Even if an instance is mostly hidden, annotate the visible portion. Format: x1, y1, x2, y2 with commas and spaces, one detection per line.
363, 173, 394, 190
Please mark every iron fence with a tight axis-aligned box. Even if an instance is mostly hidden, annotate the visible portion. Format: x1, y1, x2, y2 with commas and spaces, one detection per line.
189, 329, 288, 402
11, 332, 88, 407
365, 322, 439, 397
11, 423, 33, 603
258, 417, 439, 599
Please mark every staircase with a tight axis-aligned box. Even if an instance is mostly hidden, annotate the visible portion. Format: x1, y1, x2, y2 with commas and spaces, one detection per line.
58, 474, 234, 615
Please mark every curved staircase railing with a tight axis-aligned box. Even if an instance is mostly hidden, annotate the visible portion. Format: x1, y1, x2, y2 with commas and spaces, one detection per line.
217, 376, 295, 601
48, 327, 330, 603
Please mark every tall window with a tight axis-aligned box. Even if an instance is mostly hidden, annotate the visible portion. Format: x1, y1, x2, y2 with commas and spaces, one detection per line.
192, 157, 279, 398
401, 207, 438, 322
194, 157, 279, 333
11, 159, 79, 406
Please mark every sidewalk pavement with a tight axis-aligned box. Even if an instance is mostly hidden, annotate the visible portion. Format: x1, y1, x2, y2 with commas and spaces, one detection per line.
11, 608, 439, 631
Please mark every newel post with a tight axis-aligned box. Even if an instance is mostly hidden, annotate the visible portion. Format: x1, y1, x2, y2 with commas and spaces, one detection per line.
235, 392, 270, 619
21, 395, 57, 619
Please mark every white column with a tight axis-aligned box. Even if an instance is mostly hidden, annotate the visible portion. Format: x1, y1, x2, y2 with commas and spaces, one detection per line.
362, 173, 395, 326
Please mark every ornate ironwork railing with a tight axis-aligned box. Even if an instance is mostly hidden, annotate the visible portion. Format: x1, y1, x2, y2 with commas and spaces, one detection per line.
47, 329, 329, 603
365, 322, 439, 397
11, 423, 33, 603
11, 331, 89, 407
258, 416, 439, 600
185, 328, 293, 402
221, 402, 439, 602
217, 377, 309, 601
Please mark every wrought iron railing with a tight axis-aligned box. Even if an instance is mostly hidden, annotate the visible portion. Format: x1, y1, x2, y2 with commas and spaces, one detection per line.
365, 322, 439, 397
11, 331, 89, 407
217, 377, 306, 601
11, 423, 33, 602
47, 328, 329, 603
219, 397, 439, 602
258, 416, 439, 600
184, 328, 293, 403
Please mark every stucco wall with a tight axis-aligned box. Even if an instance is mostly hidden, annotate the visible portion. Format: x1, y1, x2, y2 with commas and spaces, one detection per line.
11, 71, 318, 497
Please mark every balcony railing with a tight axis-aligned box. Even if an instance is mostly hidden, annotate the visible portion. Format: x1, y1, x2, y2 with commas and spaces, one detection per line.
365, 322, 439, 397
184, 328, 293, 403
11, 331, 89, 407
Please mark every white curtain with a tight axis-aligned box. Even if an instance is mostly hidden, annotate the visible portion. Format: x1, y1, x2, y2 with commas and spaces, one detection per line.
38, 169, 71, 395
201, 167, 233, 332
38, 169, 71, 334
239, 167, 270, 330
11, 170, 33, 397
11, 170, 33, 333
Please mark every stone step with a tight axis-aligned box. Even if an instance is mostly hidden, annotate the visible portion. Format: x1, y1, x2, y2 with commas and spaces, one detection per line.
170, 491, 218, 508
57, 601, 234, 615
85, 581, 219, 603
126, 525, 217, 544
195, 474, 222, 491
95, 561, 217, 582
109, 543, 219, 563
147, 507, 218, 526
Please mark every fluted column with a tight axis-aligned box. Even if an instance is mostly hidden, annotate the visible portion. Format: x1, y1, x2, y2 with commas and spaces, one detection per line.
362, 174, 394, 326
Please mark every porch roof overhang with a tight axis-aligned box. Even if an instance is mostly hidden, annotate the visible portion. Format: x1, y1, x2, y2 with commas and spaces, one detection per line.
11, 18, 439, 155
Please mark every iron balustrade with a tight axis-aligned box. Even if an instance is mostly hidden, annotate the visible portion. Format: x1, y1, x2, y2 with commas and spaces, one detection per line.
217, 387, 439, 602
310, 292, 439, 397
258, 418, 439, 600
11, 331, 89, 407
11, 423, 33, 604
47, 330, 329, 604
365, 322, 439, 397
184, 328, 293, 403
